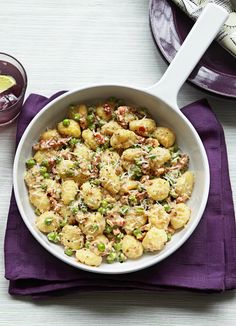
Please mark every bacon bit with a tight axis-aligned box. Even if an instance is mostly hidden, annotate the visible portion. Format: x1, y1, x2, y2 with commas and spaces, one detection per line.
167, 226, 175, 235
92, 153, 101, 166
141, 175, 149, 183
79, 116, 87, 129
116, 106, 129, 128
145, 138, 159, 147
120, 195, 129, 205
154, 167, 166, 177
94, 132, 105, 144
103, 103, 112, 115
169, 154, 189, 171
136, 191, 147, 201
141, 163, 150, 174
49, 197, 62, 212
33, 137, 70, 151
176, 194, 189, 203
138, 126, 146, 134
68, 216, 77, 225
113, 228, 120, 235
136, 135, 146, 144
140, 223, 152, 232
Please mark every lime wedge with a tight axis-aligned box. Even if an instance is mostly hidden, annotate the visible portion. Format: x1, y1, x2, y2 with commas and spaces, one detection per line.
0, 75, 16, 93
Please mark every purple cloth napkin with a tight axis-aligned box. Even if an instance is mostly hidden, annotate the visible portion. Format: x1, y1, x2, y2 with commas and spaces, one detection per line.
4, 92, 236, 298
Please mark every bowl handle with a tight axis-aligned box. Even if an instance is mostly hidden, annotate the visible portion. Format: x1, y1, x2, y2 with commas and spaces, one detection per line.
147, 3, 228, 110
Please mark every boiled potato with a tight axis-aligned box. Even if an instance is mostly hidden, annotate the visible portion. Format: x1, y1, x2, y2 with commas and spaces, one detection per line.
149, 147, 171, 168
40, 129, 60, 141
146, 204, 170, 230
120, 180, 139, 195
122, 235, 143, 259
100, 150, 120, 166
101, 121, 122, 135
100, 166, 120, 195
124, 209, 147, 235
129, 118, 156, 137
170, 203, 191, 230
121, 148, 145, 162
110, 129, 137, 149
146, 178, 170, 201
80, 212, 105, 237
96, 105, 112, 121
152, 127, 175, 148
90, 235, 109, 256
82, 129, 97, 150
73, 143, 93, 161
60, 225, 84, 250
68, 104, 87, 119
58, 119, 81, 138
29, 188, 50, 213
61, 180, 78, 205
175, 171, 194, 198
35, 211, 61, 233
76, 248, 102, 267
80, 182, 102, 210
142, 227, 167, 251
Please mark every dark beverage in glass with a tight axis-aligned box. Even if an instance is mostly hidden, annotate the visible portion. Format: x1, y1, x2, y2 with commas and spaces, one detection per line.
0, 53, 27, 126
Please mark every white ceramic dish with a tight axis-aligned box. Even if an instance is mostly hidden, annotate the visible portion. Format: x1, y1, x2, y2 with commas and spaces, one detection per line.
13, 4, 227, 274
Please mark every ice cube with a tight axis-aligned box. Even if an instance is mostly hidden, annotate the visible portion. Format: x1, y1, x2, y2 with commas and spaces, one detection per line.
0, 93, 18, 110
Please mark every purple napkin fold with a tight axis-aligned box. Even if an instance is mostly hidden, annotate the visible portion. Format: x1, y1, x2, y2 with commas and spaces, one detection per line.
4, 92, 236, 298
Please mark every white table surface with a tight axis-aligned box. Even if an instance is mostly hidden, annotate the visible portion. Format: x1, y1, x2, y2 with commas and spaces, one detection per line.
0, 0, 236, 325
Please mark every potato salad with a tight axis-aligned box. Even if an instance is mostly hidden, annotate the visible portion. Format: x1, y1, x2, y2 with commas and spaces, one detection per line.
24, 97, 194, 267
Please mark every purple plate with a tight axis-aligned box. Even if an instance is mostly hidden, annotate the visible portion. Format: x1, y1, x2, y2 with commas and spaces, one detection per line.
149, 0, 236, 99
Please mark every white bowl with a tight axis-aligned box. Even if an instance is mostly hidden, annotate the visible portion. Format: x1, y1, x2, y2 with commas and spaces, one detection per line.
13, 84, 210, 274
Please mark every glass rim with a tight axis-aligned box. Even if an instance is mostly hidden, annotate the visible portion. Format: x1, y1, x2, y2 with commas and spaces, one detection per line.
0, 52, 28, 113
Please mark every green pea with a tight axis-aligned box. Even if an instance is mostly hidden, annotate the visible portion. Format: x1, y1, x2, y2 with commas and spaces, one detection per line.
135, 207, 144, 213
71, 207, 79, 215
133, 229, 142, 238
98, 207, 106, 215
69, 138, 79, 146
88, 124, 95, 130
34, 208, 41, 216
101, 200, 108, 208
66, 169, 75, 177
41, 159, 49, 167
26, 158, 36, 169
148, 154, 157, 160
120, 206, 129, 215
63, 119, 70, 127
118, 252, 126, 263
64, 248, 73, 256
87, 114, 95, 124
115, 233, 124, 241
129, 195, 137, 205
97, 242, 106, 252
167, 233, 172, 242
40, 184, 47, 191
73, 113, 81, 122
60, 219, 67, 227
44, 217, 53, 225
40, 166, 47, 174
113, 242, 122, 251
43, 172, 50, 179
47, 232, 60, 243
106, 252, 117, 264
104, 224, 113, 234
164, 204, 171, 213
92, 224, 99, 232
85, 241, 90, 249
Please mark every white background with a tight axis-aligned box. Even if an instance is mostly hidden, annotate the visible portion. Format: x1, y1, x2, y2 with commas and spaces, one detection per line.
0, 1, 235, 325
